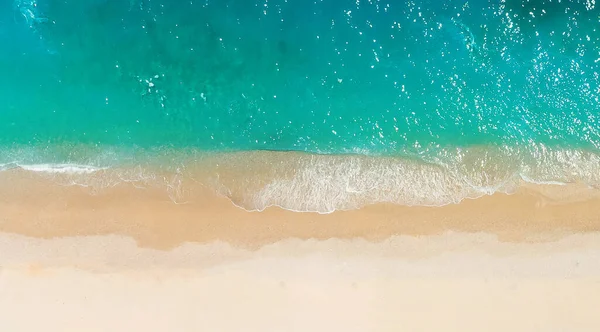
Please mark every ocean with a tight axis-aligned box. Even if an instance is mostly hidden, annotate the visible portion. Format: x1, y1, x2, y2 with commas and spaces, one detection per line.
1, 0, 599, 213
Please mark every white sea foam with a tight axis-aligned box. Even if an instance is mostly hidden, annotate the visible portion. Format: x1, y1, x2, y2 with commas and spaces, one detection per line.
17, 163, 107, 174
0, 162, 19, 171
234, 155, 514, 213
213, 147, 600, 213
519, 174, 567, 186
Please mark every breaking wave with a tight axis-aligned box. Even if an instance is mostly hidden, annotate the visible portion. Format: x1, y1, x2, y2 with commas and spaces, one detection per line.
1, 145, 598, 213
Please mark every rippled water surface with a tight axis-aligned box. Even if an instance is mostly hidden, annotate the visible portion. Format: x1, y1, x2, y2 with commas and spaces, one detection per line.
1, 0, 599, 211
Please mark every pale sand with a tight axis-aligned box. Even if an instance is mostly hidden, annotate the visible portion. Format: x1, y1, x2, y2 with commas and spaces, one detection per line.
1, 233, 600, 332
1, 172, 600, 331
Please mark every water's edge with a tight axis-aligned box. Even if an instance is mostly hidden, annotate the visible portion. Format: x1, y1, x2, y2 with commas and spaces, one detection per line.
2, 146, 598, 213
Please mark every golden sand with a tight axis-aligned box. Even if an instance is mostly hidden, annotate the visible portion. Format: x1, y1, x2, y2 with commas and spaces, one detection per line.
1, 169, 599, 248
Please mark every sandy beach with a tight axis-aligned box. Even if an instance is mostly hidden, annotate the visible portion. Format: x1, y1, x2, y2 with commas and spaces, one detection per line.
1, 233, 600, 332
1, 169, 600, 331
3, 0, 599, 329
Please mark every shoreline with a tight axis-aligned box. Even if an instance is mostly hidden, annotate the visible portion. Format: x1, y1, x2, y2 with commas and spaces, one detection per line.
1, 169, 599, 249
2, 147, 599, 213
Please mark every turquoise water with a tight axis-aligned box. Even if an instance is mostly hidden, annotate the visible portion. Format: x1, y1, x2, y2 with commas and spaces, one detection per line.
1, 0, 599, 211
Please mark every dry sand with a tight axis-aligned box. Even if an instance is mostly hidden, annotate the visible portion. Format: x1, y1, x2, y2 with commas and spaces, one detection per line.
1, 233, 600, 332
1, 171, 600, 331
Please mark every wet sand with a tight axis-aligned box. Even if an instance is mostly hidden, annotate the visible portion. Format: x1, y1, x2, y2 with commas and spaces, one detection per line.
1, 170, 600, 331
1, 168, 600, 248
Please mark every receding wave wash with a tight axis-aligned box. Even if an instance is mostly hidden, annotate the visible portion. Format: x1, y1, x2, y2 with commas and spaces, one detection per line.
1, 0, 599, 212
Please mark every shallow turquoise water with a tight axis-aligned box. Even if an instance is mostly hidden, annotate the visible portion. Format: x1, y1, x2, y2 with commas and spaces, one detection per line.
2, 0, 598, 155
1, 1, 600, 211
